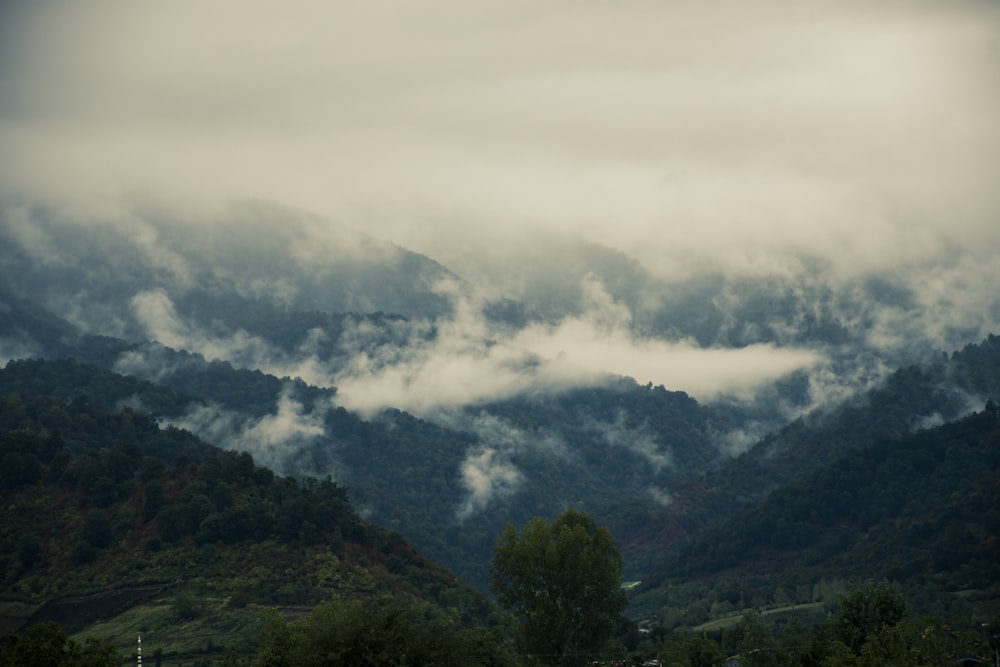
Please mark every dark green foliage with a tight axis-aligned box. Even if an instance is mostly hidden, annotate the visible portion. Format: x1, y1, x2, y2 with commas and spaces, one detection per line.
490, 508, 627, 666
0, 450, 41, 489
668, 635, 724, 667
4, 351, 730, 597
171, 591, 203, 621
0, 622, 119, 666
16, 533, 42, 569
0, 360, 218, 470
671, 413, 1000, 574
0, 358, 195, 419
81, 510, 113, 549
0, 375, 494, 660
635, 403, 1000, 619
69, 541, 97, 566
334, 379, 726, 591
252, 597, 508, 667
635, 335, 1000, 566
142, 479, 164, 521
626, 595, 988, 667
831, 580, 907, 654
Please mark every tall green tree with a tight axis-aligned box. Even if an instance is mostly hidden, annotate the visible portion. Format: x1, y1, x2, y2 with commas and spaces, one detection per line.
833, 580, 906, 655
490, 507, 627, 666
253, 597, 503, 666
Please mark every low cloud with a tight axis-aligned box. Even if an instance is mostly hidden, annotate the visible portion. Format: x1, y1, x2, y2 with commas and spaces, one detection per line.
127, 288, 337, 386
452, 412, 565, 520
119, 275, 827, 417
647, 486, 672, 508
166, 386, 327, 475
0, 337, 41, 365
332, 278, 824, 415
2, 0, 997, 426
584, 410, 673, 474
455, 448, 523, 521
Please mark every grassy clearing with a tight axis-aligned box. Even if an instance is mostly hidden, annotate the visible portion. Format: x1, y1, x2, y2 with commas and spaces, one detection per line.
73, 594, 271, 666
691, 601, 826, 632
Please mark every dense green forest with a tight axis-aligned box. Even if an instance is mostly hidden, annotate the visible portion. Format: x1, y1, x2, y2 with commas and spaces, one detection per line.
6, 280, 1000, 595
630, 404, 1000, 629
3, 242, 1000, 664
0, 372, 495, 664
3, 356, 999, 664
0, 338, 729, 592
606, 334, 1000, 572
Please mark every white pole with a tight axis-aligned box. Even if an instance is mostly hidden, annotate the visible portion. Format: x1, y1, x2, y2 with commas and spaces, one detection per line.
138, 634, 142, 666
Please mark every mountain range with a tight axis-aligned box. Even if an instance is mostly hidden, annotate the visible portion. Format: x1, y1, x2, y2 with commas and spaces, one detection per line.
2, 197, 999, 656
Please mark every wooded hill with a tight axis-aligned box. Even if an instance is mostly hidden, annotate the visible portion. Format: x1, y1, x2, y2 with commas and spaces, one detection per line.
630, 403, 1000, 628
603, 334, 1000, 573
4, 273, 1000, 645
0, 360, 494, 663
1, 291, 735, 590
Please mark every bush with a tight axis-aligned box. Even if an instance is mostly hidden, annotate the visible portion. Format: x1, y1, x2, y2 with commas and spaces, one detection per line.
70, 541, 97, 566
81, 510, 113, 549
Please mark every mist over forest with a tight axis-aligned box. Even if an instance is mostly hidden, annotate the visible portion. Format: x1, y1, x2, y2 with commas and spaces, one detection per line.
3, 0, 998, 423
1, 1, 999, 663
2, 195, 997, 427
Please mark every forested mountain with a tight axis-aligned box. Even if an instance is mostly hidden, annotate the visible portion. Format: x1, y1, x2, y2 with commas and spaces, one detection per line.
630, 404, 1000, 628
5, 0, 1000, 658
0, 200, 457, 336
5, 236, 1000, 595
3, 200, 1000, 661
0, 365, 494, 663
0, 355, 726, 592
603, 334, 1000, 572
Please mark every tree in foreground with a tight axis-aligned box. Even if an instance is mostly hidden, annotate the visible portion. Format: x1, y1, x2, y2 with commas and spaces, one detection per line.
251, 597, 510, 666
490, 507, 627, 666
831, 579, 907, 655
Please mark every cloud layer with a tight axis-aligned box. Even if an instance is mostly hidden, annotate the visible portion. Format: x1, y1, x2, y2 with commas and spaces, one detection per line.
2, 0, 997, 283
2, 0, 998, 423
327, 278, 825, 414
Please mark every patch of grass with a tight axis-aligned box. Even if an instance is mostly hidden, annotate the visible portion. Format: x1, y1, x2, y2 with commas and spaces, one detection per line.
691, 602, 826, 632
73, 592, 271, 665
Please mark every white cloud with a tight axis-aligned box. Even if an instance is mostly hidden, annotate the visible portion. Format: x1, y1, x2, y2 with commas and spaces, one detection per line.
455, 448, 523, 522
127, 289, 338, 387
331, 277, 823, 414
165, 386, 327, 475
451, 412, 566, 520
586, 411, 673, 474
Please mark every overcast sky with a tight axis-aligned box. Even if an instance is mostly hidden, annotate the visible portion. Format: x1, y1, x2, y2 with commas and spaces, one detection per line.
2, 0, 998, 277
2, 1, 999, 411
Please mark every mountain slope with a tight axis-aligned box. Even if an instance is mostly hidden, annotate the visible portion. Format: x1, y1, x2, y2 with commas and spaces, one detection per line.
630, 404, 1000, 626
608, 334, 1000, 569
0, 369, 492, 661
0, 199, 457, 336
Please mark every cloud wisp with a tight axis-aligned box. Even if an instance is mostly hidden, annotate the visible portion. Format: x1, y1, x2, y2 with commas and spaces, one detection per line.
163, 385, 327, 476
453, 412, 566, 521
330, 278, 824, 415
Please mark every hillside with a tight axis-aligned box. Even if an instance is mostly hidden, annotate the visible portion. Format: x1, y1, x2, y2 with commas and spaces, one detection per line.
605, 334, 1000, 571
0, 200, 457, 328
630, 404, 1000, 628
6, 291, 1000, 597
0, 334, 732, 593
0, 368, 493, 663
4, 210, 1000, 611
